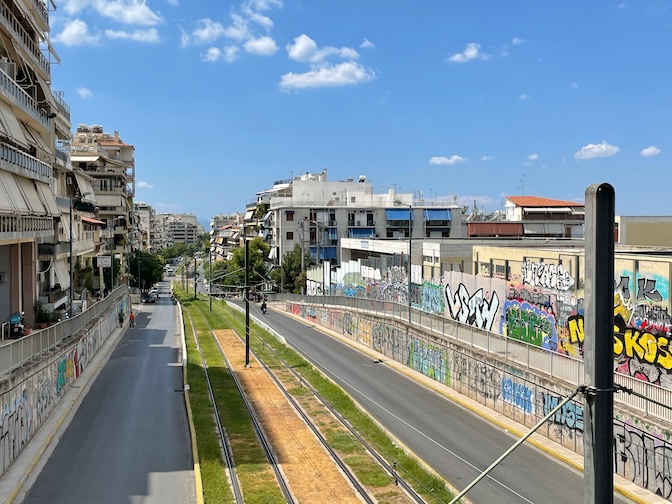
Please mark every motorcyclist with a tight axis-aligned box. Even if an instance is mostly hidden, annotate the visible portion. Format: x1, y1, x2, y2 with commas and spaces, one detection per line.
261, 300, 267, 314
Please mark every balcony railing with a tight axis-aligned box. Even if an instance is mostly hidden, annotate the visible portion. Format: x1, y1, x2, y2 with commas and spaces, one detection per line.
348, 220, 376, 227
0, 142, 52, 181
51, 90, 71, 122
0, 68, 50, 129
0, 215, 54, 238
0, 3, 50, 77
29, 0, 49, 28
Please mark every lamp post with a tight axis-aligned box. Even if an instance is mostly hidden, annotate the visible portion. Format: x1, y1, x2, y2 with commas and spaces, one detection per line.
310, 220, 325, 296
69, 192, 91, 317
394, 200, 413, 323
209, 247, 212, 311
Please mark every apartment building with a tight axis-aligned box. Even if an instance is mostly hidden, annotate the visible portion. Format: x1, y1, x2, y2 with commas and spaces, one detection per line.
156, 213, 202, 247
135, 201, 155, 252
0, 0, 76, 327
247, 170, 463, 266
70, 125, 135, 287
210, 213, 241, 260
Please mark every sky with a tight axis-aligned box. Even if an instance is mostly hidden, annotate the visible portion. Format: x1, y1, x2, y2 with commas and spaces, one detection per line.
48, 1, 672, 223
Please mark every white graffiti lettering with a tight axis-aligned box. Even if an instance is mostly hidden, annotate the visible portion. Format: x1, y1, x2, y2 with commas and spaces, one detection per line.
445, 283, 500, 331
521, 260, 574, 291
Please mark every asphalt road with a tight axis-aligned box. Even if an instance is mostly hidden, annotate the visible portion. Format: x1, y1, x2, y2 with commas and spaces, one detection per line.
23, 281, 195, 504
244, 301, 630, 504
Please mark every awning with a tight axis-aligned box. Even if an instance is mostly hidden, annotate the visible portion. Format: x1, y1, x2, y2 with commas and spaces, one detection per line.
322, 247, 337, 260
16, 176, 48, 214
423, 209, 451, 221
82, 216, 105, 225
523, 222, 565, 235
328, 228, 337, 240
53, 259, 70, 291
386, 209, 413, 221
524, 207, 572, 213
268, 247, 277, 260
0, 171, 30, 212
70, 155, 101, 163
244, 210, 254, 220
261, 210, 272, 221
36, 181, 60, 216
21, 122, 52, 154
0, 101, 29, 148
74, 172, 96, 201
95, 194, 124, 207
349, 228, 376, 238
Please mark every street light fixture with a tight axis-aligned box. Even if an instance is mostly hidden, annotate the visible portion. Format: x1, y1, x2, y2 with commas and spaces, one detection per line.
69, 192, 91, 318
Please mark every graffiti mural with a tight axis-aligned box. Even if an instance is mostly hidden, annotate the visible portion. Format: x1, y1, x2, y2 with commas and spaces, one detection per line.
501, 376, 534, 413
521, 260, 575, 291
501, 299, 558, 350
420, 281, 444, 314
408, 338, 448, 384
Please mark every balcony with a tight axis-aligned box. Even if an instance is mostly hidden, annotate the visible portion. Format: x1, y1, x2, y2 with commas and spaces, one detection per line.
0, 143, 52, 181
28, 0, 49, 31
0, 3, 50, 78
348, 220, 375, 227
0, 214, 54, 240
0, 70, 49, 132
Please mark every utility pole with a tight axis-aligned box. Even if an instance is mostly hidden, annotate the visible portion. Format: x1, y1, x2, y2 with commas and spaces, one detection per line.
583, 183, 615, 504
209, 247, 212, 311
300, 219, 305, 294
244, 239, 250, 367
193, 257, 197, 300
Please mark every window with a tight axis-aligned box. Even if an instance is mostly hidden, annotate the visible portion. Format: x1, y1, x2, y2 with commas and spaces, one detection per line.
350, 196, 356, 203
286, 231, 294, 240
285, 211, 294, 221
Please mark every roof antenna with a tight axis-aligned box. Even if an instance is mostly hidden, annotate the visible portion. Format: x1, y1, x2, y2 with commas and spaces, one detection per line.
519, 173, 526, 195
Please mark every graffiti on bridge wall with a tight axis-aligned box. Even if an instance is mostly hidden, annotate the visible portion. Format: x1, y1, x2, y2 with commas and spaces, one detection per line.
445, 283, 500, 331
0, 388, 31, 474
501, 376, 534, 413
408, 338, 448, 384
501, 299, 558, 350
420, 281, 444, 314
521, 260, 575, 291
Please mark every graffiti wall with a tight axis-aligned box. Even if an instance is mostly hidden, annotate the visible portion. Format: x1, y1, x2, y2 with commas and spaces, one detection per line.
0, 299, 124, 476
286, 301, 672, 500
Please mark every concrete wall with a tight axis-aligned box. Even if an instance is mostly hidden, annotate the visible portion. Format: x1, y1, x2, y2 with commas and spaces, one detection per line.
0, 296, 129, 476
286, 302, 672, 500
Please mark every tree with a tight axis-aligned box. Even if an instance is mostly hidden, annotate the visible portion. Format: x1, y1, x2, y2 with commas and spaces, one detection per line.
270, 243, 313, 294
213, 237, 270, 292
130, 251, 165, 290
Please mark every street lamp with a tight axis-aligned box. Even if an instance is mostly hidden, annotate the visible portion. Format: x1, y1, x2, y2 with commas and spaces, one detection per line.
69, 192, 91, 317
394, 200, 413, 323
310, 220, 325, 296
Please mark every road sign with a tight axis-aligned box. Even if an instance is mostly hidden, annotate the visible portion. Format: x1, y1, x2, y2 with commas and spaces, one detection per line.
98, 256, 112, 267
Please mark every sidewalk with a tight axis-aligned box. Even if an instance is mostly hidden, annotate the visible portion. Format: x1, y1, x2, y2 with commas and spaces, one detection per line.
0, 322, 127, 504
281, 308, 668, 504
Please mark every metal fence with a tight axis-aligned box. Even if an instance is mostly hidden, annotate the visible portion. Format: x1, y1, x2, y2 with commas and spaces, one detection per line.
0, 285, 128, 378
274, 293, 672, 422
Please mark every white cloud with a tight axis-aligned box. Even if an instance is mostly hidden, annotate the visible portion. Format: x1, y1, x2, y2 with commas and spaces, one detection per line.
244, 36, 277, 55
640, 146, 661, 157
447, 42, 489, 63
360, 38, 374, 49
279, 61, 375, 90
63, 0, 163, 25
481, 155, 493, 161
53, 19, 100, 45
286, 34, 359, 63
137, 181, 154, 189
165, 0, 178, 5
201, 45, 240, 62
574, 141, 620, 160
77, 87, 93, 99
512, 37, 526, 45
429, 155, 467, 165
189, 19, 228, 44
527, 153, 539, 161
571, 81, 579, 90
519, 94, 530, 101
241, 4, 274, 29
105, 28, 159, 43
618, 2, 626, 8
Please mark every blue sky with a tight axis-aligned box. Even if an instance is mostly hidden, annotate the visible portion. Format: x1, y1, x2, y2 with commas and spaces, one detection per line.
49, 1, 671, 222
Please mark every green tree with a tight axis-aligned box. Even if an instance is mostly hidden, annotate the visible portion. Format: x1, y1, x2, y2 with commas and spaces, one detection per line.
270, 243, 313, 294
130, 251, 165, 290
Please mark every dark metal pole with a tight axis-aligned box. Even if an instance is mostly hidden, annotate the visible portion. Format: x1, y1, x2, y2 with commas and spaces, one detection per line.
69, 197, 74, 317
244, 239, 250, 367
194, 257, 197, 300
408, 205, 412, 323
583, 182, 615, 504
209, 247, 212, 311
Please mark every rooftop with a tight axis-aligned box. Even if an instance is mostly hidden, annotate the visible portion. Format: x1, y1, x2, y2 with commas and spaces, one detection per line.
506, 195, 584, 208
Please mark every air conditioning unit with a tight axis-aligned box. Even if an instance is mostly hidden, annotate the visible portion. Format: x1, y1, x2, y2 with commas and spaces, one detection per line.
38, 272, 46, 282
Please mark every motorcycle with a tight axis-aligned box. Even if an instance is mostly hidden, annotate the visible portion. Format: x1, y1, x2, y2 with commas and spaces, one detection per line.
261, 302, 267, 314
8, 311, 25, 339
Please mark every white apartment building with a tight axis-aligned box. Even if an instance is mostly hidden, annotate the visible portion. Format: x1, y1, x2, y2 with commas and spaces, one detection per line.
0, 0, 79, 327
247, 170, 463, 266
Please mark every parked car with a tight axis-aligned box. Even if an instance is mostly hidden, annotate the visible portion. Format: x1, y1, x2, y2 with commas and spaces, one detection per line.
142, 293, 157, 304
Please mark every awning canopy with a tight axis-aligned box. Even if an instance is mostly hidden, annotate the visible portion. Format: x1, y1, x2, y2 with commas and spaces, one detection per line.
0, 171, 29, 212
244, 210, 254, 220
261, 210, 273, 221
328, 228, 337, 240
82, 216, 105, 225
53, 259, 70, 291
21, 122, 52, 154
71, 155, 101, 163
423, 209, 451, 221
523, 222, 565, 235
386, 209, 413, 221
0, 101, 29, 148
349, 228, 376, 238
95, 194, 124, 207
268, 247, 277, 260
524, 207, 572, 213
73, 171, 96, 202
36, 182, 61, 216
